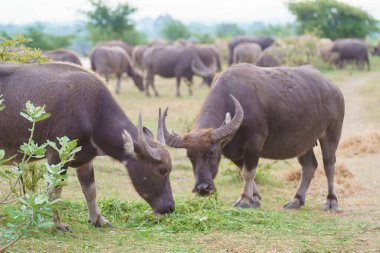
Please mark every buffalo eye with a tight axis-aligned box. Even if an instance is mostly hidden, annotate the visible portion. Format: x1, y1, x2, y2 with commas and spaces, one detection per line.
157, 168, 168, 177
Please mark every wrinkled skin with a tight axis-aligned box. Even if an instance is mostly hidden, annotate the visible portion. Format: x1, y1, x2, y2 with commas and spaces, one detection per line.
43, 48, 82, 66
90, 45, 144, 93
0, 62, 174, 232
164, 64, 344, 212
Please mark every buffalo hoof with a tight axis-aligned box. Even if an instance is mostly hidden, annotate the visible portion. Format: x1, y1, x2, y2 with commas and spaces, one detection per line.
323, 199, 341, 213
233, 196, 260, 209
56, 223, 72, 233
90, 216, 113, 228
283, 198, 302, 209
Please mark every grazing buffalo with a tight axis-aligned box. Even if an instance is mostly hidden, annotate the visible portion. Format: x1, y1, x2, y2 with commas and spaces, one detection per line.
0, 62, 174, 231
255, 47, 285, 67
189, 44, 222, 72
162, 63, 344, 211
232, 43, 262, 64
90, 45, 144, 94
143, 46, 216, 97
42, 48, 82, 66
228, 36, 274, 65
132, 45, 149, 70
331, 39, 370, 70
96, 40, 133, 57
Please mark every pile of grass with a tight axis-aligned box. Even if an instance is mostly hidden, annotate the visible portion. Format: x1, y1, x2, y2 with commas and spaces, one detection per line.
338, 130, 380, 157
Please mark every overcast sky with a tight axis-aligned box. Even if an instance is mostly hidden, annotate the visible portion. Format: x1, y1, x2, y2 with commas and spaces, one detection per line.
0, 0, 380, 25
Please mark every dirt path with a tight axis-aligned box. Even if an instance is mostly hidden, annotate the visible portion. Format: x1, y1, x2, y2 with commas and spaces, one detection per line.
334, 71, 380, 228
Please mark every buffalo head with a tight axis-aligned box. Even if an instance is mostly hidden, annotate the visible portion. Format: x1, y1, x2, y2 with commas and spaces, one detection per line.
161, 95, 244, 195
122, 111, 174, 214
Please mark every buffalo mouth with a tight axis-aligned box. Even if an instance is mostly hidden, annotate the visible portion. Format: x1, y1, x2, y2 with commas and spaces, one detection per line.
192, 184, 216, 196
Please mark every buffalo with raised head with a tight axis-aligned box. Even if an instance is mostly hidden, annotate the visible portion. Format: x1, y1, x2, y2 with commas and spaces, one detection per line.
90, 45, 144, 94
162, 63, 344, 211
0, 62, 174, 231
42, 48, 82, 66
331, 38, 370, 70
232, 43, 262, 64
143, 45, 216, 97
228, 36, 274, 66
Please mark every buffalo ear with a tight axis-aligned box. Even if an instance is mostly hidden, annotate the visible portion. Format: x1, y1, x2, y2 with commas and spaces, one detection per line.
122, 130, 136, 157
143, 127, 154, 139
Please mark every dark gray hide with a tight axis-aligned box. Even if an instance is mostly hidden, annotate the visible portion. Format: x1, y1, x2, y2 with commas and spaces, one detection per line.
331, 38, 370, 70
0, 62, 174, 231
143, 45, 216, 97
163, 63, 344, 212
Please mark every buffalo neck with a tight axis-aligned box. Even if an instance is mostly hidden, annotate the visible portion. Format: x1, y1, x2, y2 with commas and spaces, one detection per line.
93, 89, 137, 162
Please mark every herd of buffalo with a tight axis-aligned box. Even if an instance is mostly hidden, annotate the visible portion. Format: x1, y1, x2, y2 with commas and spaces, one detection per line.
0, 34, 377, 231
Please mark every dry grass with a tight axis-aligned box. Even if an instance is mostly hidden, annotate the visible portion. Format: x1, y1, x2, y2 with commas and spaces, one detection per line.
283, 163, 358, 197
338, 130, 380, 157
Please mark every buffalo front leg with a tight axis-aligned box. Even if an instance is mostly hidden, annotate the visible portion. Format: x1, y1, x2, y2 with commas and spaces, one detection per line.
115, 75, 122, 94
48, 182, 72, 232
233, 158, 261, 208
76, 162, 112, 227
284, 148, 318, 209
175, 77, 181, 97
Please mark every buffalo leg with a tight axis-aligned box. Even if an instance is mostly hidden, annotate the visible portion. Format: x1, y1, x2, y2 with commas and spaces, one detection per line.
105, 74, 109, 84
284, 148, 318, 209
47, 165, 71, 232
145, 71, 152, 97
233, 157, 261, 208
175, 77, 181, 97
150, 79, 159, 97
76, 161, 112, 227
115, 75, 122, 94
319, 133, 340, 212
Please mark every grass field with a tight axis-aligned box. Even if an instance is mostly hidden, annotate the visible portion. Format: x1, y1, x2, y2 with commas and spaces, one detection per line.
3, 60, 380, 252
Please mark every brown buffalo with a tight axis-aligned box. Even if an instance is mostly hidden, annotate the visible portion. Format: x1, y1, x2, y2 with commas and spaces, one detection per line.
42, 48, 82, 66
163, 63, 344, 212
0, 62, 174, 231
143, 45, 216, 97
232, 43, 262, 64
228, 36, 274, 65
90, 45, 144, 94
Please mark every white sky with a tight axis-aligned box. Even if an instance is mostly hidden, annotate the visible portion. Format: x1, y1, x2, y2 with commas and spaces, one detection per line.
0, 0, 379, 25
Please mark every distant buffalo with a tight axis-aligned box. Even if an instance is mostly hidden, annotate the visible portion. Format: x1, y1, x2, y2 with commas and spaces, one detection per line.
331, 38, 370, 70
96, 40, 133, 57
43, 48, 82, 66
255, 47, 285, 67
189, 44, 222, 72
90, 45, 144, 94
143, 46, 216, 97
132, 45, 149, 70
232, 43, 262, 64
372, 42, 380, 56
228, 36, 274, 65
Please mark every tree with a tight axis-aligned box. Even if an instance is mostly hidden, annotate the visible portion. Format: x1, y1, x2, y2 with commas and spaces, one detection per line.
160, 18, 190, 41
82, 0, 146, 45
215, 23, 245, 39
287, 0, 379, 39
25, 24, 75, 50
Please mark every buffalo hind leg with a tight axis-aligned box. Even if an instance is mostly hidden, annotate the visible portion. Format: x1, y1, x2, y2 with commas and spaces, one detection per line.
175, 77, 181, 97
233, 156, 261, 208
319, 135, 340, 212
115, 75, 122, 94
284, 148, 318, 209
76, 161, 112, 227
47, 165, 71, 232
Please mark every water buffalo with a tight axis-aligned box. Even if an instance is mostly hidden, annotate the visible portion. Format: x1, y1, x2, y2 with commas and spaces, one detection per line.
189, 44, 222, 72
0, 62, 174, 231
90, 45, 144, 94
143, 46, 216, 97
96, 40, 133, 57
162, 63, 344, 211
372, 42, 380, 56
255, 47, 285, 67
232, 43, 262, 64
132, 45, 148, 70
228, 36, 274, 65
331, 38, 370, 70
42, 48, 82, 66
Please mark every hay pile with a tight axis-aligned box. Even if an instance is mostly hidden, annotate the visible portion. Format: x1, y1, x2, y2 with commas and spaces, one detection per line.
284, 163, 358, 197
338, 130, 380, 157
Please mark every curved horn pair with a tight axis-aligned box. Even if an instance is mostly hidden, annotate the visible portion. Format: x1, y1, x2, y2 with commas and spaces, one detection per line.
162, 95, 244, 148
